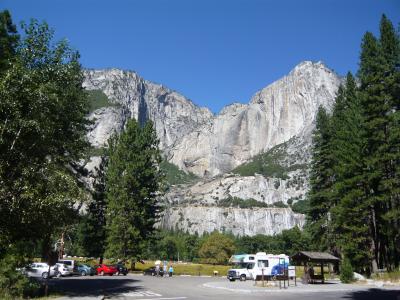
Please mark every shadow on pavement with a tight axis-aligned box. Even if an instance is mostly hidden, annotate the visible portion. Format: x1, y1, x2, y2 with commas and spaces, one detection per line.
49, 276, 143, 297
343, 288, 400, 300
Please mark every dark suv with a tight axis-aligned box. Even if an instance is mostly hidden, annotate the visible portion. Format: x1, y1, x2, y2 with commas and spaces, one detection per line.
114, 263, 128, 276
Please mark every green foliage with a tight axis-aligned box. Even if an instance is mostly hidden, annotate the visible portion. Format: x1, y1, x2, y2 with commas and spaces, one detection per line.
272, 201, 288, 208
0, 254, 40, 299
235, 227, 311, 256
356, 15, 400, 271
0, 10, 19, 74
142, 227, 312, 263
160, 161, 198, 185
218, 196, 288, 209
305, 15, 400, 273
340, 258, 355, 283
143, 230, 201, 262
218, 196, 269, 208
291, 199, 309, 214
0, 16, 89, 257
198, 231, 235, 264
87, 89, 119, 112
68, 157, 107, 259
232, 142, 306, 179
306, 106, 335, 251
105, 119, 164, 261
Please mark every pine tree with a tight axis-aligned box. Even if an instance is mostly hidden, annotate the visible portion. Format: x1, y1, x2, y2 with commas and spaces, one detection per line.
306, 106, 334, 251
358, 15, 400, 271
377, 15, 400, 270
104, 119, 164, 264
329, 73, 370, 272
75, 156, 107, 262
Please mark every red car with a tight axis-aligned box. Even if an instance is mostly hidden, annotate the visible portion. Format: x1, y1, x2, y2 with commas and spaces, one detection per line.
95, 264, 118, 276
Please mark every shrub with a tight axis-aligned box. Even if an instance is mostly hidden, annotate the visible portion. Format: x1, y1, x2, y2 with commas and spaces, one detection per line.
340, 258, 355, 283
0, 254, 40, 299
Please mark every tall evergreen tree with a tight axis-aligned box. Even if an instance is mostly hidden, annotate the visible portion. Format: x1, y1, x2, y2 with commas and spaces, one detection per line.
105, 119, 163, 264
74, 156, 107, 262
358, 15, 400, 271
306, 106, 335, 251
377, 15, 400, 269
330, 73, 370, 272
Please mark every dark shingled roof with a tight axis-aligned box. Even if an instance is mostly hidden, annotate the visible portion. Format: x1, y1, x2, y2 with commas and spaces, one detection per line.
291, 251, 340, 263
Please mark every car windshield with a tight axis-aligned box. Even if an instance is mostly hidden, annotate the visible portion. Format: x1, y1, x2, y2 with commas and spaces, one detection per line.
232, 263, 250, 269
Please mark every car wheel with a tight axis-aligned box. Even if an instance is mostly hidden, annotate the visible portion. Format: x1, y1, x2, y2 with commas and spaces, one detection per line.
100, 271, 104, 276
240, 274, 246, 281
123, 272, 127, 276
81, 271, 87, 276
110, 273, 113, 276
42, 272, 49, 279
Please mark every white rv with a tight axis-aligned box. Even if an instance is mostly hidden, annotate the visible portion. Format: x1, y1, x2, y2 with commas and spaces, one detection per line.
227, 252, 289, 281
227, 254, 256, 281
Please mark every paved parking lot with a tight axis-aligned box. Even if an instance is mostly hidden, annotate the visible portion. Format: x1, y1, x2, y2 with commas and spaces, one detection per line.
52, 274, 400, 300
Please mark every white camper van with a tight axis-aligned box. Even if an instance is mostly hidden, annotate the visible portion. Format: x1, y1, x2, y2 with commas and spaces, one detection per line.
227, 254, 256, 281
227, 252, 289, 281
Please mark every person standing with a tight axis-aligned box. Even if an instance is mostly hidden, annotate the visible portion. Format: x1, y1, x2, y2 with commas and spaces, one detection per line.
163, 263, 167, 277
155, 264, 160, 277
169, 265, 174, 277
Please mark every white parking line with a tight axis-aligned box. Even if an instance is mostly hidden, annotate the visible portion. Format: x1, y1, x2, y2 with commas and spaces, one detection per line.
121, 290, 161, 297
134, 298, 187, 300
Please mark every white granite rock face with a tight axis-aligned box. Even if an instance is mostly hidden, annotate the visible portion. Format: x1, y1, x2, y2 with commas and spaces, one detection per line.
159, 206, 305, 236
170, 61, 340, 177
83, 69, 213, 151
81, 61, 340, 236
165, 173, 305, 207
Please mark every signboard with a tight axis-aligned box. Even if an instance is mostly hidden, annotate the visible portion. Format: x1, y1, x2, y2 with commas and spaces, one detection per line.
288, 266, 296, 277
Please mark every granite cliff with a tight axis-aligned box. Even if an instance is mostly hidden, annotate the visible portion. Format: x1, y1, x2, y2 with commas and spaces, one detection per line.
81, 61, 341, 236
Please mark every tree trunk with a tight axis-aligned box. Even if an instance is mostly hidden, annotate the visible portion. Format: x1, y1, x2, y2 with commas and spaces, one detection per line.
131, 259, 135, 271
370, 207, 379, 273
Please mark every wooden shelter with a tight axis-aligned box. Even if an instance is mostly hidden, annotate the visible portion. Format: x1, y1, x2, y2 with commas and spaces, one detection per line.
291, 251, 340, 284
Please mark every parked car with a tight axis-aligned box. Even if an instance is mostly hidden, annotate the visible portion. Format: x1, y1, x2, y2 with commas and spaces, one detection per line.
52, 263, 71, 277
143, 267, 164, 276
21, 262, 56, 279
58, 259, 77, 274
95, 264, 118, 276
77, 264, 96, 276
114, 263, 128, 276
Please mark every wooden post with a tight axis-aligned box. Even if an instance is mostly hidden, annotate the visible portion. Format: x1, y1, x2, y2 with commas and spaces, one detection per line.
262, 268, 265, 287
303, 262, 307, 284
321, 263, 324, 284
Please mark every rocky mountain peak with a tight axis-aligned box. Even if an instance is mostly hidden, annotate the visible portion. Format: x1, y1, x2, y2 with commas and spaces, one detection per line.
82, 61, 341, 236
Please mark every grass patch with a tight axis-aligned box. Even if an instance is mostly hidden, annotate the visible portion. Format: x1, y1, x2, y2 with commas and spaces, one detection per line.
134, 261, 230, 276
372, 270, 400, 282
232, 142, 307, 179
160, 161, 198, 185
87, 89, 120, 112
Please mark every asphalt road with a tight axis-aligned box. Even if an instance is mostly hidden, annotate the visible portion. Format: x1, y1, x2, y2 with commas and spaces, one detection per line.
51, 274, 400, 300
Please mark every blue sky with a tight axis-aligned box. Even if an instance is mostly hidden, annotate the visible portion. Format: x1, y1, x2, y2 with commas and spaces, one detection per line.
1, 0, 399, 113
